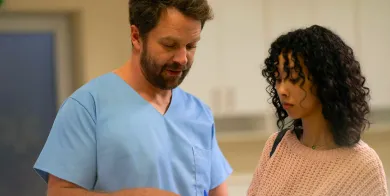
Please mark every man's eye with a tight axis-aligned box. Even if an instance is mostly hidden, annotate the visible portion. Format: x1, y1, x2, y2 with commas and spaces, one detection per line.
187, 45, 197, 49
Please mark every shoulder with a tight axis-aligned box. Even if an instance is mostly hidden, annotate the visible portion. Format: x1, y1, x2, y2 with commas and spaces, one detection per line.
70, 73, 117, 103
348, 141, 387, 183
347, 141, 388, 194
263, 131, 280, 153
71, 73, 122, 101
265, 129, 290, 147
60, 73, 118, 119
350, 141, 385, 170
175, 88, 214, 121
266, 131, 279, 144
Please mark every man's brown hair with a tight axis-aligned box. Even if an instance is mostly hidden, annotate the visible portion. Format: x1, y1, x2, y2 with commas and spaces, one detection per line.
129, 0, 214, 39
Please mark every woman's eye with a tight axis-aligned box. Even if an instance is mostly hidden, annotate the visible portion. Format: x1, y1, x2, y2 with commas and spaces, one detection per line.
290, 77, 301, 84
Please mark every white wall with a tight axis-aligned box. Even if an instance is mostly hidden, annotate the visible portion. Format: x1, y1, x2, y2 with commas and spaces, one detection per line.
4, 0, 390, 114
181, 0, 269, 116
183, 0, 390, 116
357, 0, 390, 110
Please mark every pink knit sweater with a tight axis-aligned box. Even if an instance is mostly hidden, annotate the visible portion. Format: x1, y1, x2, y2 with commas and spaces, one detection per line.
247, 130, 388, 196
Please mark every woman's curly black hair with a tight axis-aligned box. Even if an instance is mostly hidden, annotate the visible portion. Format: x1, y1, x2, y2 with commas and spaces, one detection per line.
262, 25, 370, 147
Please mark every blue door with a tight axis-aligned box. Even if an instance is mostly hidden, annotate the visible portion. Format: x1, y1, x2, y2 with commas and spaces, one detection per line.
0, 33, 57, 195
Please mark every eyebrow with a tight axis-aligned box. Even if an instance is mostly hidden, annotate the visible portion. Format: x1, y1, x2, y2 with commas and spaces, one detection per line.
192, 36, 201, 42
159, 36, 201, 43
159, 36, 177, 42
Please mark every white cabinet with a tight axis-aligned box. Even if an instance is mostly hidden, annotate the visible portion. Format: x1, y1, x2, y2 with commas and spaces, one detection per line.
313, 0, 358, 50
180, 0, 222, 111
357, 0, 390, 109
263, 0, 316, 48
263, 0, 357, 56
182, 0, 390, 117
217, 0, 269, 116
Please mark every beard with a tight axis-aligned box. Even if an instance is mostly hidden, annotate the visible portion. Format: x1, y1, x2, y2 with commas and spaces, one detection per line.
140, 47, 191, 90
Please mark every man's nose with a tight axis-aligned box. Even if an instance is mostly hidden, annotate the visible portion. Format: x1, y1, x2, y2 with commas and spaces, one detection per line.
173, 47, 188, 66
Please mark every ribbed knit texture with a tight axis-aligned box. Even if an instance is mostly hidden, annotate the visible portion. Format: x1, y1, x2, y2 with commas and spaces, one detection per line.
247, 130, 388, 196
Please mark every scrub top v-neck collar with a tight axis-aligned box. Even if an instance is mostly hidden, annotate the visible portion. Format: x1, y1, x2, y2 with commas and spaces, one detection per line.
111, 72, 179, 117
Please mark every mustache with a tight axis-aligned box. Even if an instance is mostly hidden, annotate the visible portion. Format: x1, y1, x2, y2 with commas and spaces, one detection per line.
163, 63, 189, 71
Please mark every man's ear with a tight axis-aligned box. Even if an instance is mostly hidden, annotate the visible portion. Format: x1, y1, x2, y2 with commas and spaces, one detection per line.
130, 25, 142, 51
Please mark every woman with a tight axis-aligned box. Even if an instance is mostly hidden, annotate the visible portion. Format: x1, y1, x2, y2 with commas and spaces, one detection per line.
247, 25, 388, 196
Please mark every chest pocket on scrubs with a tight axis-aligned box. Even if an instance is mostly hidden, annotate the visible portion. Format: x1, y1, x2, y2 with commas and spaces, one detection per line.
192, 146, 212, 196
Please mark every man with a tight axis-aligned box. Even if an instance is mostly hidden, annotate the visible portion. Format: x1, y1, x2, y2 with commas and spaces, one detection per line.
33, 0, 232, 196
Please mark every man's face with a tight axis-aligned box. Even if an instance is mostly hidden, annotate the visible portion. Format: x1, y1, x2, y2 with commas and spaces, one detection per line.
139, 8, 202, 90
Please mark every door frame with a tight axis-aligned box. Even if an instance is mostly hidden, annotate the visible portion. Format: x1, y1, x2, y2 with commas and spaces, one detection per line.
0, 13, 73, 109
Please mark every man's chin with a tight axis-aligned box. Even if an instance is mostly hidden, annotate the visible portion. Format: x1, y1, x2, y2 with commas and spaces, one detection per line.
161, 82, 181, 90
163, 80, 184, 90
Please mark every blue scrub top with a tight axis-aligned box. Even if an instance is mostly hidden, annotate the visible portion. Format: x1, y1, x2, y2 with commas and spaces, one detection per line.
33, 73, 232, 196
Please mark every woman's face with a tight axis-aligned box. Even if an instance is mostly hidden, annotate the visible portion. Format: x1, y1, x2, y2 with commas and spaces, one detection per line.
275, 53, 322, 119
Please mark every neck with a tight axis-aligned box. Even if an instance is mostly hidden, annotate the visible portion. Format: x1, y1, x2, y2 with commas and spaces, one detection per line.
300, 109, 337, 149
115, 57, 172, 105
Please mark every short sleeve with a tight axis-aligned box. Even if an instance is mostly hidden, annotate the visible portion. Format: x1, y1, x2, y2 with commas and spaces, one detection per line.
209, 124, 233, 189
33, 97, 97, 190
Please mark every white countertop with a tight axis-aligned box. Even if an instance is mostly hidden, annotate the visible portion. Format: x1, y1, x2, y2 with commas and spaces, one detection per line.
217, 124, 390, 143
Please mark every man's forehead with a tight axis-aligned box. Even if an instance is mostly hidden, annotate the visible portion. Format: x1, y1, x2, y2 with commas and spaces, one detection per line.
151, 8, 202, 40
154, 25, 201, 41
159, 7, 201, 26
